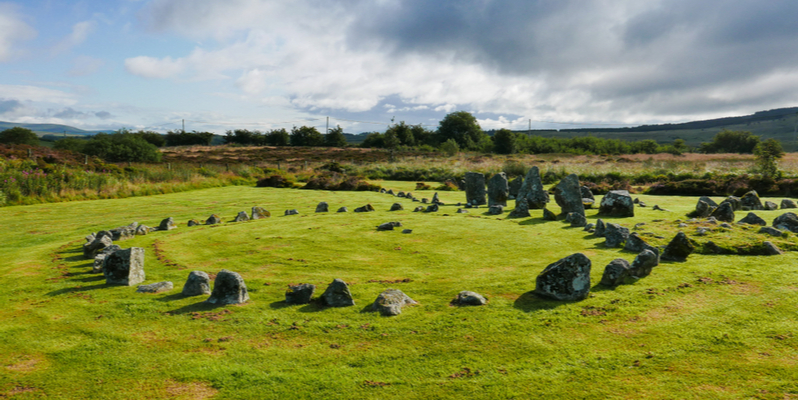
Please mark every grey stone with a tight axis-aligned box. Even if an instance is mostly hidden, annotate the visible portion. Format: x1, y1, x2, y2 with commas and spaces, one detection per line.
580, 186, 594, 202
110, 224, 136, 241
159, 217, 177, 231
397, 191, 405, 198
508, 200, 530, 218
661, 232, 694, 262
710, 202, 735, 222
390, 203, 403, 211
377, 222, 402, 231
653, 205, 666, 211
598, 190, 635, 218
534, 253, 592, 301
488, 205, 504, 215
413, 206, 424, 212
135, 224, 151, 235
780, 199, 797, 209
582, 198, 595, 209
284, 209, 299, 216
464, 172, 487, 206
188, 219, 200, 226
762, 241, 782, 255
603, 223, 629, 248
380, 188, 386, 193
83, 234, 113, 259
103, 247, 145, 286
554, 174, 584, 217
387, 189, 395, 195
600, 258, 631, 287
738, 212, 766, 226
508, 176, 523, 199
678, 223, 688, 228
594, 219, 606, 237
182, 271, 211, 296
205, 214, 221, 225
372, 289, 417, 316
487, 173, 509, 207
354, 204, 375, 213
624, 232, 659, 258
584, 223, 595, 231
696, 227, 711, 236
542, 208, 558, 221
402, 229, 412, 234
425, 204, 439, 213
764, 201, 778, 211
137, 281, 173, 293
720, 223, 732, 229
759, 226, 783, 236
699, 196, 718, 208
432, 192, 442, 205
251, 206, 270, 219
456, 208, 468, 214
772, 212, 798, 233
321, 278, 355, 307
315, 202, 329, 213
92, 245, 122, 273
720, 196, 742, 211
515, 166, 550, 210
629, 249, 658, 279
421, 198, 429, 204
453, 291, 487, 306
706, 217, 718, 224
234, 211, 249, 222
285, 283, 316, 304
206, 269, 249, 305
740, 190, 763, 210
337, 207, 348, 213
695, 199, 714, 218
566, 212, 587, 227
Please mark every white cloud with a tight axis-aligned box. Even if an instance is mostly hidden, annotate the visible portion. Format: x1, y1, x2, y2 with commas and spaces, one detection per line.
0, 3, 36, 62
124, 55, 186, 79
0, 84, 77, 105
52, 20, 95, 54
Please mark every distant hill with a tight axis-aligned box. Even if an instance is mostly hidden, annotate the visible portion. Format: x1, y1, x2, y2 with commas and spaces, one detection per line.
0, 121, 115, 137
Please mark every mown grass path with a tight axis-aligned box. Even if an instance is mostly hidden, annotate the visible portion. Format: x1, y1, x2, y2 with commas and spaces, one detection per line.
0, 183, 796, 399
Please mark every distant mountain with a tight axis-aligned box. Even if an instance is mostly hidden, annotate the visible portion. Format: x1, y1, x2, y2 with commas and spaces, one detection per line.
0, 121, 114, 137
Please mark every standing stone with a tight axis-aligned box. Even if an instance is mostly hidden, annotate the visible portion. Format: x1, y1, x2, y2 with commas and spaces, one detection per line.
772, 212, 798, 233
320, 278, 355, 307
372, 289, 417, 316
740, 190, 763, 210
600, 258, 631, 287
92, 245, 122, 273
515, 166, 549, 210
508, 200, 530, 218
206, 269, 249, 305
464, 172, 487, 206
594, 219, 606, 237
159, 217, 177, 231
737, 212, 766, 226
710, 202, 735, 222
251, 207, 270, 220
453, 291, 487, 306
234, 211, 249, 222
565, 212, 587, 227
315, 202, 329, 213
542, 208, 558, 221
720, 196, 742, 211
629, 249, 658, 279
487, 173, 509, 207
508, 176, 523, 199
285, 283, 316, 304
603, 223, 629, 248
337, 207, 348, 213
534, 253, 592, 301
432, 193, 442, 205
103, 247, 145, 286
695, 199, 714, 218
488, 205, 504, 215
598, 190, 635, 218
661, 232, 695, 262
390, 203, 404, 211
205, 214, 221, 225
387, 189, 395, 195
137, 281, 173, 293
554, 174, 585, 217
699, 196, 718, 208
182, 271, 211, 296
83, 234, 113, 259
780, 199, 797, 209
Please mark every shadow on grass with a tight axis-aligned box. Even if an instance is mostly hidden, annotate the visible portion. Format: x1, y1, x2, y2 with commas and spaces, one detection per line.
269, 301, 293, 310
513, 291, 583, 312
165, 301, 225, 315
46, 282, 114, 296
516, 218, 552, 226
590, 283, 617, 293
64, 254, 88, 262
73, 275, 105, 283
157, 292, 189, 302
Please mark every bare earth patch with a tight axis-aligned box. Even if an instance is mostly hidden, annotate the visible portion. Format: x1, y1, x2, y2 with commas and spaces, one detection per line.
163, 380, 218, 400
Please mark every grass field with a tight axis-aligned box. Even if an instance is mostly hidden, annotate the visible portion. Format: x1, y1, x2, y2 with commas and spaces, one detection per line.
0, 183, 796, 399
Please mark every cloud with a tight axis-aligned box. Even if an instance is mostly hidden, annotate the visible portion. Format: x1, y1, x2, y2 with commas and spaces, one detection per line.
0, 84, 77, 105
52, 20, 96, 54
0, 98, 22, 114
0, 3, 37, 62
124, 55, 186, 78
95, 111, 112, 119
53, 107, 88, 119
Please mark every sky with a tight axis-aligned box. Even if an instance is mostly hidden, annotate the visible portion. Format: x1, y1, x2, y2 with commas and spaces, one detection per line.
0, 0, 796, 134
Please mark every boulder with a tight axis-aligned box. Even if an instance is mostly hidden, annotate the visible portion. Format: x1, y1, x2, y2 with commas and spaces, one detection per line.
320, 278, 355, 307
372, 289, 417, 316
762, 241, 782, 255
759, 226, 783, 236
452, 291, 487, 306
598, 190, 635, 218
737, 212, 766, 226
285, 283, 316, 304
780, 199, 797, 209
772, 212, 798, 233
421, 198, 429, 204
205, 270, 249, 305
456, 208, 468, 214
508, 200, 531, 218
720, 196, 742, 211
425, 204, 439, 213
83, 234, 113, 259
315, 202, 329, 213
337, 207, 348, 213
464, 172, 487, 206
159, 217, 177, 231
284, 209, 299, 216
103, 247, 145, 286
629, 250, 658, 279
600, 258, 631, 287
380, 188, 387, 193
110, 224, 137, 241
488, 205, 504, 215
188, 219, 200, 226
205, 214, 221, 225
710, 202, 735, 222
92, 245, 122, 273
542, 208, 558, 221
623, 232, 659, 258
594, 219, 606, 237
135, 224, 151, 236
515, 166, 550, 210
584, 223, 595, 232
413, 206, 424, 212
764, 201, 778, 211
487, 173, 509, 207
354, 204, 375, 213
251, 206, 270, 219
182, 271, 211, 296
661, 232, 694, 262
740, 190, 763, 210
582, 198, 595, 209
136, 281, 173, 294
387, 189, 395, 195
580, 186, 594, 203
534, 253, 592, 301
699, 196, 718, 208
603, 223, 629, 248
554, 174, 584, 216
565, 212, 586, 227
234, 211, 249, 222
377, 222, 402, 231
397, 191, 405, 197
508, 176, 523, 199
695, 199, 714, 218
390, 203, 404, 211
402, 229, 412, 234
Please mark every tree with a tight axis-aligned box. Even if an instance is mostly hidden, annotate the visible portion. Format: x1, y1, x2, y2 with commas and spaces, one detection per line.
132, 130, 166, 147
359, 132, 384, 148
699, 130, 760, 153
53, 137, 87, 153
385, 121, 415, 146
383, 128, 400, 150
324, 125, 347, 147
0, 127, 39, 146
436, 111, 486, 150
83, 132, 162, 162
634, 139, 659, 154
165, 130, 214, 146
440, 138, 460, 156
290, 126, 323, 146
493, 129, 516, 154
753, 138, 784, 178
266, 128, 290, 146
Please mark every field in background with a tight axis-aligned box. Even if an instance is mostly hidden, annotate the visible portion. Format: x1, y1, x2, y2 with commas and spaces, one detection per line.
0, 183, 796, 399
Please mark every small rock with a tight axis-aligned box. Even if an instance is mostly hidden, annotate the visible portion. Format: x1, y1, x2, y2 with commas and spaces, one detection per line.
565, 212, 586, 227
251, 206, 270, 219
372, 289, 417, 316
206, 269, 249, 305
780, 199, 797, 209
413, 206, 424, 212
377, 222, 402, 231
759, 226, 783, 237
188, 219, 200, 226
604, 223, 629, 248
661, 232, 694, 262
205, 214, 221, 225
593, 219, 606, 237
456, 208, 468, 214
425, 204, 439, 213
354, 204, 375, 213
629, 250, 658, 279
234, 211, 249, 222
390, 203, 404, 211
402, 229, 412, 234
315, 202, 329, 213
453, 291, 487, 306
488, 205, 504, 215
136, 281, 173, 293
772, 212, 798, 233
542, 208, 558, 221
583, 223, 595, 232
159, 217, 177, 231
762, 241, 782, 255
182, 271, 211, 296
337, 207, 348, 212
600, 258, 631, 287
710, 202, 735, 222
285, 283, 316, 304
737, 212, 766, 226
764, 201, 778, 211
284, 209, 299, 216
321, 278, 355, 307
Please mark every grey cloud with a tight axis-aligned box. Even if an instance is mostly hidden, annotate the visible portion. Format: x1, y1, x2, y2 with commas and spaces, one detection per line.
0, 99, 22, 114
53, 107, 89, 119
95, 111, 112, 119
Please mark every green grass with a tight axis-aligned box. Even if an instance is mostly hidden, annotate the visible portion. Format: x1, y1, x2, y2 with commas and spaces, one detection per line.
0, 183, 796, 399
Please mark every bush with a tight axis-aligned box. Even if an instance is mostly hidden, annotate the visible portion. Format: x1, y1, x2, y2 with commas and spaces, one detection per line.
256, 175, 297, 188
435, 180, 459, 191
0, 127, 39, 146
83, 132, 162, 163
